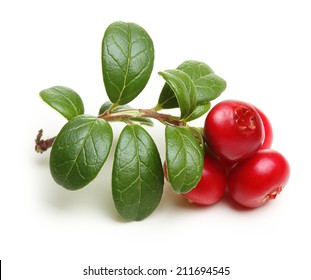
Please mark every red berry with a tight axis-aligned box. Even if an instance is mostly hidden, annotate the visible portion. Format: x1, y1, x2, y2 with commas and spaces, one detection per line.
182, 153, 227, 206
204, 100, 264, 163
227, 149, 290, 208
254, 106, 273, 149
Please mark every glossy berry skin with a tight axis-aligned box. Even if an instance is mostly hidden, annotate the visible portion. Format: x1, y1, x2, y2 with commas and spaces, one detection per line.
204, 100, 264, 163
254, 106, 273, 149
182, 153, 227, 206
227, 149, 290, 208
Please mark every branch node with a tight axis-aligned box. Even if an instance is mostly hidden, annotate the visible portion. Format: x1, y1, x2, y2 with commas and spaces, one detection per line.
35, 129, 55, 153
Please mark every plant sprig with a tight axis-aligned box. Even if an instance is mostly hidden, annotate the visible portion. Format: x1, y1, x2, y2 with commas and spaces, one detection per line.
35, 21, 226, 221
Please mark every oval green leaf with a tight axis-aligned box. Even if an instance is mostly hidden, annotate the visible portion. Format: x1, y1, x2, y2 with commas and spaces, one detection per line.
50, 115, 113, 190
157, 61, 226, 120
40, 86, 84, 120
165, 125, 204, 194
158, 69, 197, 120
184, 102, 211, 122
112, 124, 164, 221
177, 60, 227, 104
102, 21, 154, 105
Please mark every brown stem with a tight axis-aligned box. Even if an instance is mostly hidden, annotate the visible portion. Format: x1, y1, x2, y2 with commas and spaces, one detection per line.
139, 109, 187, 126
98, 108, 187, 126
35, 129, 56, 153
35, 108, 186, 154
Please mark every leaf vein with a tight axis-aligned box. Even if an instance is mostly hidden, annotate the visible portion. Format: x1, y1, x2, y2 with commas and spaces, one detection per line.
62, 120, 98, 184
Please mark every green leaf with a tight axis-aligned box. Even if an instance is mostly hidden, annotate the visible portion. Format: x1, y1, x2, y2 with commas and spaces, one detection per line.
184, 102, 211, 122
40, 86, 84, 120
98, 101, 113, 115
187, 126, 207, 154
98, 101, 130, 115
112, 124, 164, 221
157, 83, 179, 109
177, 60, 226, 104
165, 125, 204, 194
157, 61, 226, 119
158, 69, 197, 120
102, 21, 154, 105
50, 115, 113, 190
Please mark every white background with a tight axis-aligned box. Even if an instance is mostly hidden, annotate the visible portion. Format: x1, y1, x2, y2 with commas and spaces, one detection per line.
1, 0, 310, 279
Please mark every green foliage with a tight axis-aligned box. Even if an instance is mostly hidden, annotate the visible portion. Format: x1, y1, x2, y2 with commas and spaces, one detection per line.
157, 60, 226, 121
112, 125, 164, 221
50, 115, 113, 190
158, 69, 197, 120
177, 60, 226, 104
40, 86, 84, 120
102, 21, 154, 105
165, 125, 204, 194
37, 21, 226, 221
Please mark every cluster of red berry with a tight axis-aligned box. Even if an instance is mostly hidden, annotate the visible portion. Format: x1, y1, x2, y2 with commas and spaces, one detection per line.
166, 99, 290, 208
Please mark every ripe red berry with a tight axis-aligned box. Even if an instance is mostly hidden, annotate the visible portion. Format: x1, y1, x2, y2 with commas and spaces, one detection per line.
227, 149, 290, 208
254, 106, 273, 149
204, 100, 264, 163
182, 153, 227, 206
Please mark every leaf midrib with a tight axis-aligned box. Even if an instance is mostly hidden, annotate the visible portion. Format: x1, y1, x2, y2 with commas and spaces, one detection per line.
131, 126, 143, 218
117, 23, 132, 104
